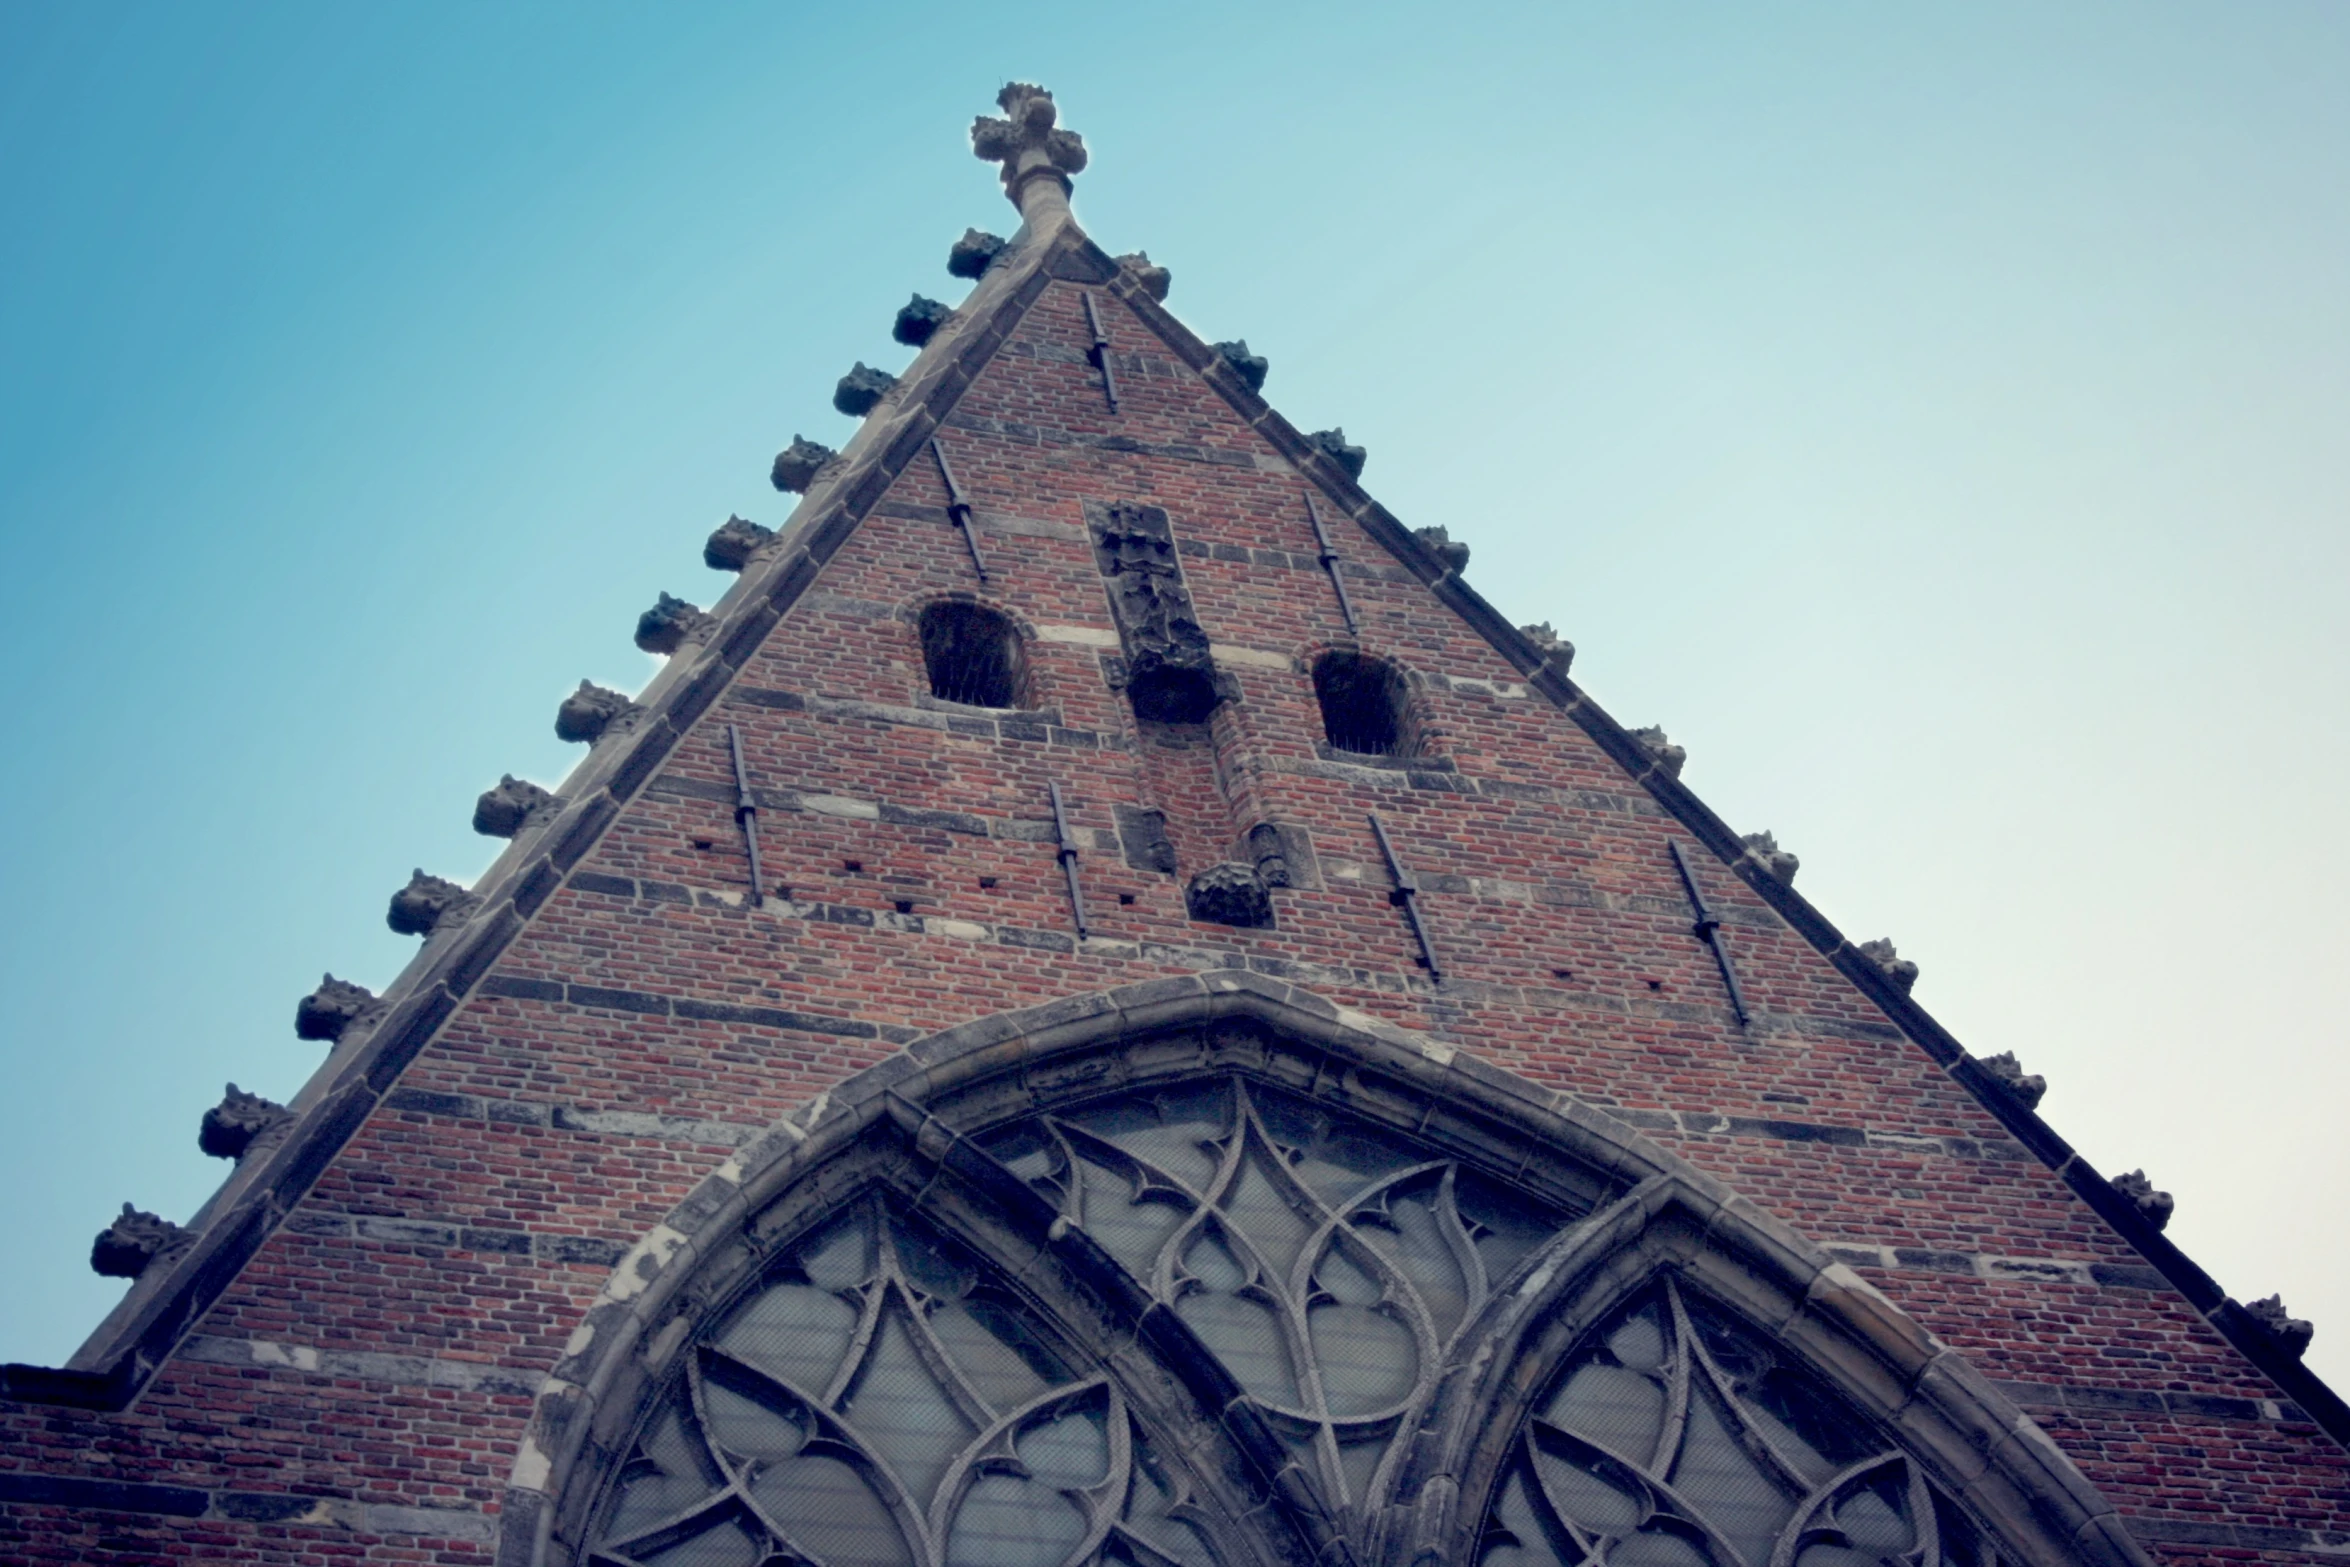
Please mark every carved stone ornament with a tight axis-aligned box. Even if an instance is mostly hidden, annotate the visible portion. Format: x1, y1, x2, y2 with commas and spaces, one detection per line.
1857, 936, 1917, 993
387, 869, 472, 938
1213, 339, 1268, 394
947, 228, 1007, 279
1414, 524, 1469, 573
1186, 862, 1274, 928
2111, 1168, 2174, 1232
90, 1203, 187, 1280
969, 82, 1087, 205
892, 294, 953, 347
473, 773, 556, 838
200, 1083, 292, 1162
556, 680, 636, 743
832, 362, 898, 418
1306, 427, 1367, 481
1978, 1051, 2047, 1111
704, 513, 776, 571
770, 433, 837, 494
1116, 250, 1170, 301
1089, 501, 1222, 723
295, 972, 378, 1042
1248, 822, 1292, 888
1631, 724, 1687, 780
1520, 621, 1575, 674
1742, 830, 1799, 884
634, 591, 714, 656
2248, 1294, 2315, 1358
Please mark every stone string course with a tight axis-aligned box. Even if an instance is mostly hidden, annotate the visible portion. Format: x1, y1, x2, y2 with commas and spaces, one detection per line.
3, 208, 2341, 1566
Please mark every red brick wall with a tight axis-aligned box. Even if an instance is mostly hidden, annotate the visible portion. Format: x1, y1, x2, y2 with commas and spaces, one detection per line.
2, 269, 2340, 1564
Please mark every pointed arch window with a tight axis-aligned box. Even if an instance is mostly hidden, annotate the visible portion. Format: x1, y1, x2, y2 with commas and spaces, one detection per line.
575, 1044, 2091, 1567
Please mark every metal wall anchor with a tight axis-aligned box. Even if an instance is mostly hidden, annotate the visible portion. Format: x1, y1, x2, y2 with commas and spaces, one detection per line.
929, 437, 991, 583
1304, 490, 1359, 636
1669, 839, 1750, 1026
1082, 292, 1120, 413
1049, 781, 1089, 939
1368, 812, 1442, 980
726, 724, 766, 908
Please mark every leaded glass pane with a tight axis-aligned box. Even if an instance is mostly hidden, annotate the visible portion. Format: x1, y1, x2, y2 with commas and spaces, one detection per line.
1479, 1280, 2007, 1567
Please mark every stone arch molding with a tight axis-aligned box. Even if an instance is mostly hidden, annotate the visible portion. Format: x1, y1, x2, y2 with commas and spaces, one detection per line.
502, 971, 2150, 1567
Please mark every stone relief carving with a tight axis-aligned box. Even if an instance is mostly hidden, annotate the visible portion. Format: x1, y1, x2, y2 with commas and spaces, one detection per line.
556, 680, 637, 743
200, 1084, 292, 1162
1743, 830, 1800, 883
833, 362, 898, 417
634, 592, 714, 655
1211, 339, 1267, 393
1978, 1051, 2047, 1111
1088, 501, 1223, 723
1185, 862, 1273, 928
295, 973, 377, 1042
90, 1203, 187, 1280
387, 870, 473, 938
2111, 1169, 2174, 1231
1630, 725, 1686, 780
893, 294, 953, 347
769, 434, 837, 494
947, 228, 1007, 279
473, 774, 556, 838
1858, 937, 1918, 993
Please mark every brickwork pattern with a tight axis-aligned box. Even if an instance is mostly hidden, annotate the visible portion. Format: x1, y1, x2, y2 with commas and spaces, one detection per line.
3, 238, 2342, 1565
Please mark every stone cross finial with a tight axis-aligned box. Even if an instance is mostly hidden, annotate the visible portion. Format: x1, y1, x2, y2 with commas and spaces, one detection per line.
972, 83, 1087, 224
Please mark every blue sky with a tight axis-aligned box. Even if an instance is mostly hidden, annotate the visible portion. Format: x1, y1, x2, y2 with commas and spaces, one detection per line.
3, 2, 2347, 1388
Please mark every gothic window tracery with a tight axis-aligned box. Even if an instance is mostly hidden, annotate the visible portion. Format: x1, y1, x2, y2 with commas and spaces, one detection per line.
1479, 1279, 2002, 1567
582, 1065, 2044, 1567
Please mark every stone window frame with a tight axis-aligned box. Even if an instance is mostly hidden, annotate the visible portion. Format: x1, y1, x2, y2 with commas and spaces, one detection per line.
505, 973, 2152, 1567
899, 590, 1040, 714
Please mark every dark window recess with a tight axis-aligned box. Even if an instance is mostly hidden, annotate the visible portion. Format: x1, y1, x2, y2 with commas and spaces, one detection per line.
1314, 652, 1411, 756
919, 601, 1025, 708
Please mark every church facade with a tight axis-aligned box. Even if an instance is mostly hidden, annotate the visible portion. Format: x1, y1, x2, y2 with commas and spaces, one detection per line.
3, 85, 2343, 1565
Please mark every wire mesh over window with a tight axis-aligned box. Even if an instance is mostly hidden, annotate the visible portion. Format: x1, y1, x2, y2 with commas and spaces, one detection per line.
983, 1076, 1580, 1521
1312, 653, 1410, 757
589, 1197, 1219, 1567
919, 602, 1025, 709
1479, 1278, 2004, 1567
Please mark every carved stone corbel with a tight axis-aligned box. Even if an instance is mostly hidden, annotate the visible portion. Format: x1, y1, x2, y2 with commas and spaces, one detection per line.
2111, 1169, 2174, 1231
295, 973, 378, 1043
556, 680, 637, 744
833, 363, 898, 417
1115, 252, 1170, 301
769, 436, 837, 496
1978, 1051, 2046, 1111
893, 295, 953, 347
1306, 428, 1366, 480
387, 870, 473, 937
473, 774, 557, 838
200, 1084, 293, 1162
90, 1204, 188, 1280
1519, 622, 1574, 676
1740, 831, 1799, 883
2248, 1295, 2314, 1358
1631, 725, 1686, 780
705, 514, 778, 571
635, 592, 714, 656
1186, 863, 1274, 929
1857, 937, 1917, 993
948, 229, 1007, 279
1212, 340, 1268, 393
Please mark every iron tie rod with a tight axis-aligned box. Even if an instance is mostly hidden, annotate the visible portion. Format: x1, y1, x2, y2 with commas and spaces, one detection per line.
1368, 812, 1443, 981
929, 437, 991, 583
726, 724, 766, 908
1668, 839, 1751, 1027
1048, 781, 1089, 939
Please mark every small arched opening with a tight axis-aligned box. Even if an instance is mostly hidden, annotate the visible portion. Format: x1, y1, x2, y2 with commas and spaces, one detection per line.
918, 601, 1026, 709
1313, 651, 1412, 757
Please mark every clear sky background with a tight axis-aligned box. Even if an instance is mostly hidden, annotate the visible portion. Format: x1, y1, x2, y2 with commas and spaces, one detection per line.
2, 3, 2346, 1391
